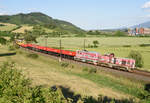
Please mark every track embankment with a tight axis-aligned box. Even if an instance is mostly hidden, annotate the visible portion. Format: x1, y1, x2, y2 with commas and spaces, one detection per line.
22, 48, 150, 83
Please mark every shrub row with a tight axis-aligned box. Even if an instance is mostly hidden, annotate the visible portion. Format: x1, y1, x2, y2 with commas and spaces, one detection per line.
82, 67, 97, 74
26, 53, 39, 59
139, 44, 150, 47
122, 45, 131, 47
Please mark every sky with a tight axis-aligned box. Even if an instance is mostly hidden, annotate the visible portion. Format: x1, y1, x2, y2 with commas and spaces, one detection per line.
0, 0, 150, 30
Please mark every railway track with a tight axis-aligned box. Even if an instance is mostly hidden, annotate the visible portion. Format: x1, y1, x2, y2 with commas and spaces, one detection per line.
133, 69, 150, 77
21, 47, 150, 83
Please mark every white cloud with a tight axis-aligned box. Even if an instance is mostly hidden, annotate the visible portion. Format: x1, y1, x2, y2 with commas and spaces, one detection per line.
140, 15, 150, 19
0, 12, 8, 15
142, 1, 150, 9
0, 13, 4, 15
145, 14, 150, 18
0, 13, 2, 15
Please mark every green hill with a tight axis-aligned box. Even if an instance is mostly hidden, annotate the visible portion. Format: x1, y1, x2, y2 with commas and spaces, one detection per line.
0, 12, 84, 34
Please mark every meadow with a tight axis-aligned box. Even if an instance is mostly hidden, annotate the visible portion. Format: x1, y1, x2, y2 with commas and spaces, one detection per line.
0, 22, 18, 31
0, 45, 146, 102
37, 37, 150, 71
12, 25, 33, 33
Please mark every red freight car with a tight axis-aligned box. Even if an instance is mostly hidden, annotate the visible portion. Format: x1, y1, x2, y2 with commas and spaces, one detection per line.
20, 44, 28, 48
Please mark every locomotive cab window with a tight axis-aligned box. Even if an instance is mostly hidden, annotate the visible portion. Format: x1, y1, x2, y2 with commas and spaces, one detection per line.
127, 61, 130, 64
122, 61, 126, 65
114, 58, 116, 64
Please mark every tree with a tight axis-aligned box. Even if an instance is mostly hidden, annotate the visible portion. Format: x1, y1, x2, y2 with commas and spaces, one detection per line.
9, 34, 20, 42
24, 34, 37, 43
0, 37, 7, 45
128, 51, 144, 68
138, 84, 150, 102
93, 40, 99, 48
114, 30, 126, 37
0, 62, 70, 103
32, 25, 46, 36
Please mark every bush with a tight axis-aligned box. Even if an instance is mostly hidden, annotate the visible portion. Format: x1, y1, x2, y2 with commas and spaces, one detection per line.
114, 30, 127, 37
0, 62, 32, 102
139, 44, 150, 47
87, 44, 94, 48
0, 24, 5, 26
83, 95, 136, 103
8, 44, 20, 51
0, 62, 138, 103
138, 84, 150, 102
26, 53, 39, 59
93, 40, 99, 48
123, 45, 131, 47
82, 67, 97, 73
82, 67, 89, 72
61, 62, 69, 68
8, 45, 16, 51
89, 68, 97, 74
24, 34, 37, 43
87, 40, 99, 48
0, 31, 13, 37
128, 51, 144, 68
0, 62, 70, 103
0, 37, 7, 45
70, 64, 74, 69
75, 34, 86, 37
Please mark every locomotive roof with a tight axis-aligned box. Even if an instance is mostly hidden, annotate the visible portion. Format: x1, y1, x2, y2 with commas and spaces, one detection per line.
89, 51, 99, 54
78, 50, 100, 54
115, 57, 135, 60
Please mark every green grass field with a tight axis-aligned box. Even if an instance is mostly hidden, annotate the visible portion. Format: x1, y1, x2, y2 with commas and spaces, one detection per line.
0, 45, 146, 101
12, 25, 33, 33
0, 22, 18, 31
37, 37, 150, 70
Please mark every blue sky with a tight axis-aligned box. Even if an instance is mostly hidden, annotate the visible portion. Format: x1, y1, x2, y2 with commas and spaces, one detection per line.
0, 0, 150, 30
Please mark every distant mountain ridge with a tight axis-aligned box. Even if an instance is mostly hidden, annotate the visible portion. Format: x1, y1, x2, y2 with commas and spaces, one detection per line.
0, 12, 84, 34
132, 21, 150, 28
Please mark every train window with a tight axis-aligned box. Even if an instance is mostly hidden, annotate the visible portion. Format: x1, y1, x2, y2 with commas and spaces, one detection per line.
132, 62, 135, 66
122, 61, 126, 65
127, 61, 130, 64
86, 55, 89, 57
101, 58, 105, 61
114, 58, 116, 64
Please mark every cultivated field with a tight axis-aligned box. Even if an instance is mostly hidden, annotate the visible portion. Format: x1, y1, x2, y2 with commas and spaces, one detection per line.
37, 37, 150, 71
0, 45, 145, 101
12, 25, 33, 33
44, 27, 54, 33
0, 22, 18, 31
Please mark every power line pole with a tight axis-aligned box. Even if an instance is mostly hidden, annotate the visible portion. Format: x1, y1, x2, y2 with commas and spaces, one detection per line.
59, 33, 62, 62
84, 39, 86, 50
45, 35, 48, 53
45, 36, 47, 47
